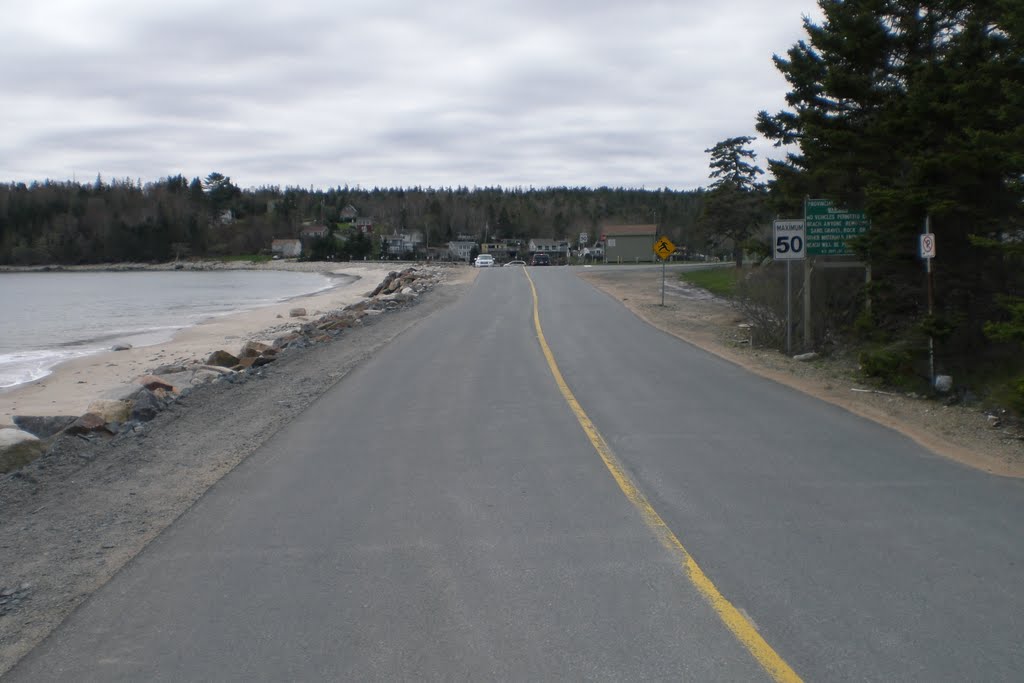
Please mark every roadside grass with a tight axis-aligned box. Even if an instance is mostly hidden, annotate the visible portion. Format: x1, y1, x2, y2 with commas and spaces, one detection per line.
678, 266, 739, 297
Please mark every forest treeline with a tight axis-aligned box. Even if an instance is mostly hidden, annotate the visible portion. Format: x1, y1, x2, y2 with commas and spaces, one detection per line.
0, 176, 707, 265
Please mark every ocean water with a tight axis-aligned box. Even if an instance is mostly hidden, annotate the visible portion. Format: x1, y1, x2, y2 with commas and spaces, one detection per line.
0, 270, 349, 388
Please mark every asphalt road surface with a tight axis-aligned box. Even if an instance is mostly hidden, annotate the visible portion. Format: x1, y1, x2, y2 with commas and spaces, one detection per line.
9, 266, 1023, 681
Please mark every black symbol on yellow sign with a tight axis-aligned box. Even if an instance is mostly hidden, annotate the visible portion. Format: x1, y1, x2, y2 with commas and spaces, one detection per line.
654, 236, 676, 260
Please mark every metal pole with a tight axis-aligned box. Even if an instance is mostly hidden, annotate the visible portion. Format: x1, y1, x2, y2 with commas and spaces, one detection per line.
786, 260, 792, 355
803, 256, 812, 351
661, 258, 666, 306
925, 215, 935, 387
802, 196, 812, 351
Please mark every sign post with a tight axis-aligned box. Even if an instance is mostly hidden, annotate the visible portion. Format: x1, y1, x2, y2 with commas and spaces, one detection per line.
773, 219, 806, 355
921, 217, 937, 387
653, 236, 676, 306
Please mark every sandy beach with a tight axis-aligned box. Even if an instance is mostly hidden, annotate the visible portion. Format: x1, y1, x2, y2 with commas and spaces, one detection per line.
0, 261, 400, 427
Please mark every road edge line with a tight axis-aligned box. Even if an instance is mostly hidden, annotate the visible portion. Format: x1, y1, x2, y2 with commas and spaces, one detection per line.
523, 269, 802, 683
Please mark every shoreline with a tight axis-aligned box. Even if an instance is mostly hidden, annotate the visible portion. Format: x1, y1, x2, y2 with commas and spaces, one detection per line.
0, 261, 403, 427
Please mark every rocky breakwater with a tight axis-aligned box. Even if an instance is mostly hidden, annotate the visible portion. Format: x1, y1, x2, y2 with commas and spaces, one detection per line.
0, 266, 446, 474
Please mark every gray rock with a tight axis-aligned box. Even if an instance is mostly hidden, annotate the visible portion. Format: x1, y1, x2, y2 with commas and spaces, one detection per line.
934, 375, 953, 393
190, 368, 224, 387
239, 341, 272, 358
11, 415, 77, 439
129, 389, 162, 422
793, 352, 818, 362
195, 364, 234, 375
65, 413, 114, 436
0, 428, 45, 474
154, 370, 195, 389
111, 343, 133, 351
289, 307, 307, 317
150, 363, 189, 375
206, 350, 240, 368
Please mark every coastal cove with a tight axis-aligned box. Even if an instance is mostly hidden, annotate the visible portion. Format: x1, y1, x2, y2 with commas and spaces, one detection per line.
0, 261, 400, 426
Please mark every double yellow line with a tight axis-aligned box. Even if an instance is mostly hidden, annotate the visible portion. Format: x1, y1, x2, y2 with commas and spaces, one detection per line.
523, 269, 802, 683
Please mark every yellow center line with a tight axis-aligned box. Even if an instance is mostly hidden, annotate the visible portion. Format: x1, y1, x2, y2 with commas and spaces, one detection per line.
523, 269, 802, 683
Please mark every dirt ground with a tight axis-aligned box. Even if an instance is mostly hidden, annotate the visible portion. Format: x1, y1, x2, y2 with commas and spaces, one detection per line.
0, 264, 1020, 676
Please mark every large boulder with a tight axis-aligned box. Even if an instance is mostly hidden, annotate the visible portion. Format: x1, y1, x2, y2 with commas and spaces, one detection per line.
239, 341, 272, 358
128, 388, 163, 422
135, 374, 176, 392
66, 413, 113, 436
206, 350, 240, 368
192, 367, 226, 386
11, 415, 77, 439
85, 399, 132, 424
0, 428, 44, 474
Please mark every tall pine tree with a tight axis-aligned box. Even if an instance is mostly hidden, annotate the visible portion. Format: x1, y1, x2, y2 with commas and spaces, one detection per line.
757, 0, 1024, 370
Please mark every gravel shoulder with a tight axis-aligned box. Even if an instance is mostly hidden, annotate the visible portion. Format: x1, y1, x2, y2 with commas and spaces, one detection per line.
579, 267, 1023, 479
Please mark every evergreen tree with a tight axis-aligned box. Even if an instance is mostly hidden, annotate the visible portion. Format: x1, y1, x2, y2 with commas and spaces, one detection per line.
697, 136, 769, 266
756, 0, 1024, 367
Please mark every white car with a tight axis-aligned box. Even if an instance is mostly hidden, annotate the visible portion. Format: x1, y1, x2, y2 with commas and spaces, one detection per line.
474, 254, 495, 267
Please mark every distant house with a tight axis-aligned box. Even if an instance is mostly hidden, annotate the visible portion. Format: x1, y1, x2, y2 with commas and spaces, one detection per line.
479, 242, 511, 261
602, 224, 657, 262
353, 217, 374, 234
448, 241, 477, 262
271, 239, 302, 259
300, 224, 329, 240
528, 239, 569, 258
340, 204, 359, 221
384, 231, 423, 258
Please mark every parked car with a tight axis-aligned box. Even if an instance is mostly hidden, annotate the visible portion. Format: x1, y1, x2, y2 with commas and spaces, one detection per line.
474, 254, 495, 267
530, 253, 550, 266
504, 260, 527, 267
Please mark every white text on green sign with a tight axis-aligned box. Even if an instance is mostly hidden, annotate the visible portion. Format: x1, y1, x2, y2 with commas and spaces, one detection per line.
804, 199, 870, 256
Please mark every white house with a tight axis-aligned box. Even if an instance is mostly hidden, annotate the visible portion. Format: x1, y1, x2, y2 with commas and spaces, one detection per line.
528, 238, 569, 256
447, 241, 477, 261
384, 231, 424, 258
299, 224, 330, 240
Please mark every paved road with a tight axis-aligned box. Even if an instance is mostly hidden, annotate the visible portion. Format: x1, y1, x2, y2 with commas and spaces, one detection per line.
9, 267, 1023, 681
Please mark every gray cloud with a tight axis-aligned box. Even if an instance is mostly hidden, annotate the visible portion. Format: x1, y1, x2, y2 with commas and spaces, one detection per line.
0, 0, 823, 189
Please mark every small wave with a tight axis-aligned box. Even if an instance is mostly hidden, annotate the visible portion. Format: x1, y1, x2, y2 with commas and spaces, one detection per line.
0, 348, 91, 389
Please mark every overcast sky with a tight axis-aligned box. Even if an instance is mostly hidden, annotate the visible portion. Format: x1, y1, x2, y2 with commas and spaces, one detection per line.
0, 0, 824, 192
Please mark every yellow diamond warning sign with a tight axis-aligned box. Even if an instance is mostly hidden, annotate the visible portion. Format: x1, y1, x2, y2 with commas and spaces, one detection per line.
653, 236, 675, 261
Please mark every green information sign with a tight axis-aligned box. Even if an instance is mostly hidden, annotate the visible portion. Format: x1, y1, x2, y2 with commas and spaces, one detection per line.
804, 199, 870, 256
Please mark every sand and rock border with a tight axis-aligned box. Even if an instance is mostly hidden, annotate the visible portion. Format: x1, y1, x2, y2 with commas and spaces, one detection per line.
0, 263, 472, 674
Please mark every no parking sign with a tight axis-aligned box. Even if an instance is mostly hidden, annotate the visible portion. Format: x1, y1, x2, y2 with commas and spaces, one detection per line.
919, 233, 936, 259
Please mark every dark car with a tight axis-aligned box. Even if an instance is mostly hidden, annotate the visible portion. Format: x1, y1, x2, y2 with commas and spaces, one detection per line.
530, 253, 550, 266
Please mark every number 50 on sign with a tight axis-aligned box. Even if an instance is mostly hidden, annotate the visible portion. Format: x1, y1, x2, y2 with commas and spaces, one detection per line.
773, 219, 806, 260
